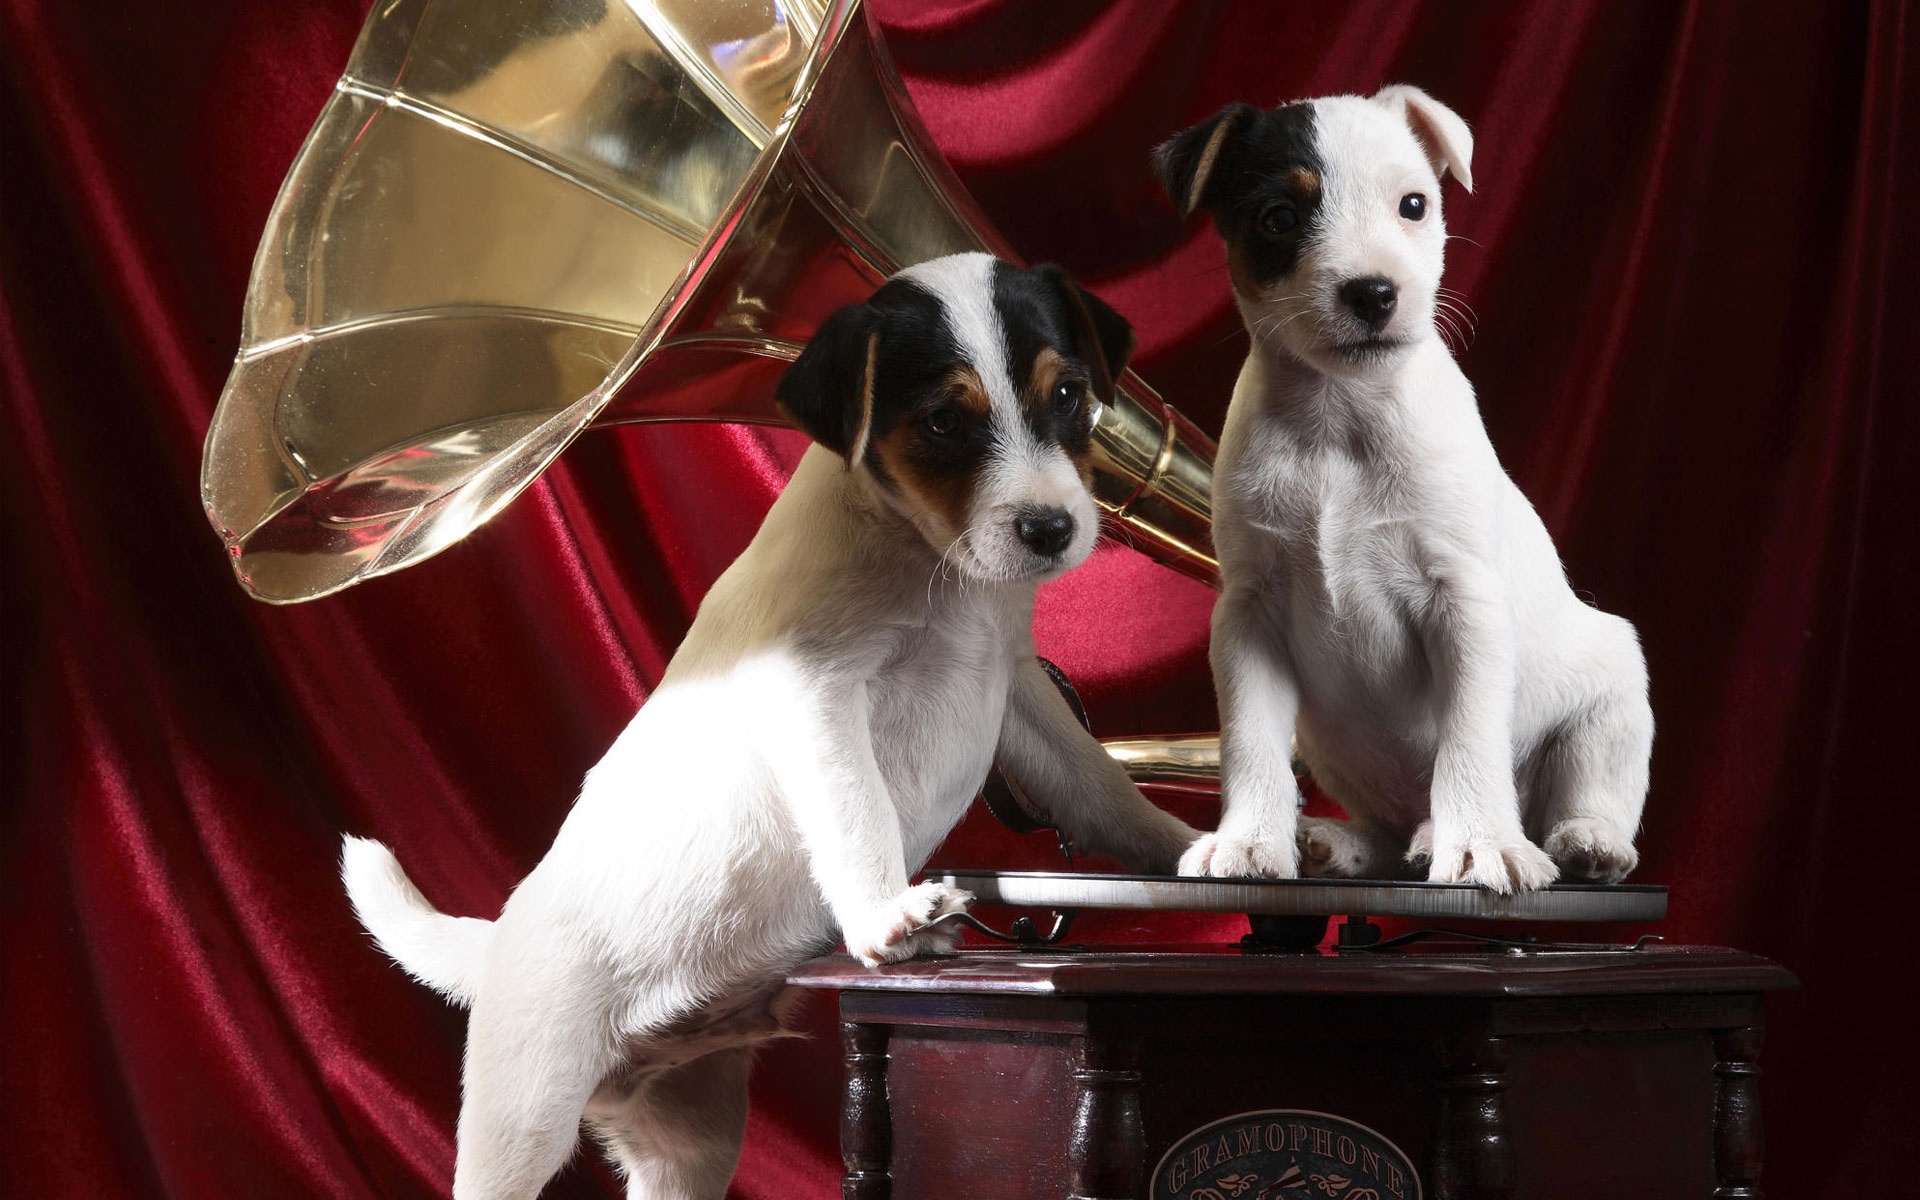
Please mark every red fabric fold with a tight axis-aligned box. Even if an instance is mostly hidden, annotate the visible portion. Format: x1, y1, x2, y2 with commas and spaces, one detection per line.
3, 2, 1913, 1196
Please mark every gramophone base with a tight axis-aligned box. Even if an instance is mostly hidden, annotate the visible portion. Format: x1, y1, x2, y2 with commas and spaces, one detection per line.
787, 945, 1794, 1200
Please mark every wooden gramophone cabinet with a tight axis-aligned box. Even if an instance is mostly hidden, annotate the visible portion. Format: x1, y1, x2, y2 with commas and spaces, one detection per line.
790, 941, 1794, 1200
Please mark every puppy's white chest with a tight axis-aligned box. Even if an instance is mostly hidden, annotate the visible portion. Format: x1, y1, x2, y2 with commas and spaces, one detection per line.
868, 609, 1014, 851
1246, 443, 1408, 606
1261, 448, 1361, 546
1233, 426, 1432, 709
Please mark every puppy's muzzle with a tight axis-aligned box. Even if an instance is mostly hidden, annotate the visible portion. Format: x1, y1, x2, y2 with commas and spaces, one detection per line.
1013, 506, 1076, 558
1339, 276, 1399, 333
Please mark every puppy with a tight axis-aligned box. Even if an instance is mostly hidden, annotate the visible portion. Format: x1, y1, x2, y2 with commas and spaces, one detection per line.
1153, 88, 1652, 892
340, 252, 1199, 1200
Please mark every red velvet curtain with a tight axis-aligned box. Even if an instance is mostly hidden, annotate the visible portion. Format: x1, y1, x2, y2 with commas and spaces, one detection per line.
3, 1, 1913, 1195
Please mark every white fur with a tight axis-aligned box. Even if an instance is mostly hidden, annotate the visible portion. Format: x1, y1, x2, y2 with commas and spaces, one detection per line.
343, 256, 1197, 1200
1181, 88, 1652, 893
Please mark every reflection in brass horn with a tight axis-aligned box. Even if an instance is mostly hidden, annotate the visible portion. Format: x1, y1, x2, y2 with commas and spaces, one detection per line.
1106, 735, 1307, 786
1103, 734, 1222, 789
201, 0, 1217, 605
1040, 734, 1303, 795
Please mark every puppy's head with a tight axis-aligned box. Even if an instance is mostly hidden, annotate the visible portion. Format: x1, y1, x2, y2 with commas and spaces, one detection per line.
775, 253, 1132, 583
1153, 86, 1473, 377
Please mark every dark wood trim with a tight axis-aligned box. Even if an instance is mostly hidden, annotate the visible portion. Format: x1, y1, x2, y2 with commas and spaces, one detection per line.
1433, 1034, 1514, 1200
840, 988, 1089, 1035
840, 1021, 892, 1200
1066, 1032, 1143, 1200
790, 945, 1799, 1000
1713, 1024, 1765, 1199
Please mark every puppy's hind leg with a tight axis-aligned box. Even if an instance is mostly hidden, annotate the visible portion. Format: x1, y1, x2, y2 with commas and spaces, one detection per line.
453, 979, 622, 1200
1297, 815, 1406, 879
586, 1047, 752, 1200
1538, 617, 1653, 884
1292, 758, 1414, 880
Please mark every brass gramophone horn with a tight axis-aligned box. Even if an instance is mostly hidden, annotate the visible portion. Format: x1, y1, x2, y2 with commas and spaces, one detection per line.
201, 0, 1217, 605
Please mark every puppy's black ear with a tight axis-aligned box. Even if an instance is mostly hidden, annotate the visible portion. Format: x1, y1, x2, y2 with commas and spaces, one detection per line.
1037, 264, 1135, 402
1152, 102, 1256, 219
776, 303, 881, 467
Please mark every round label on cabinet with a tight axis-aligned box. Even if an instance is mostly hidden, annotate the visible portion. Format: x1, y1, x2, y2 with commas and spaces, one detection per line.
1150, 1109, 1422, 1199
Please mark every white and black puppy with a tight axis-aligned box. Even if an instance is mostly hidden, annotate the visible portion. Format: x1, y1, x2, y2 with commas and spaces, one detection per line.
1154, 88, 1652, 892
339, 252, 1199, 1200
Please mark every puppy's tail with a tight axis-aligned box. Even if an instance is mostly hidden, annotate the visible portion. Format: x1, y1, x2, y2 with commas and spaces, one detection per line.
340, 836, 490, 1008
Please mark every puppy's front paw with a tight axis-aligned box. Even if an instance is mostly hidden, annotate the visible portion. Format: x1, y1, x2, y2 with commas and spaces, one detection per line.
1426, 835, 1559, 894
1544, 817, 1640, 883
844, 882, 973, 968
1178, 832, 1300, 879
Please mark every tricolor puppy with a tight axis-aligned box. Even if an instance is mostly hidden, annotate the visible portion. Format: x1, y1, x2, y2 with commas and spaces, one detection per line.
341, 252, 1200, 1200
1154, 87, 1652, 892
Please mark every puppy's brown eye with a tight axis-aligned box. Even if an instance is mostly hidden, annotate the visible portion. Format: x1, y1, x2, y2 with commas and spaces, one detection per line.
1052, 380, 1084, 417
1399, 193, 1427, 220
923, 406, 960, 437
1257, 205, 1298, 236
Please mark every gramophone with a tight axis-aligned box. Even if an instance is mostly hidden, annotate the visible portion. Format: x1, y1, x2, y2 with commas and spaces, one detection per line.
202, 0, 1664, 944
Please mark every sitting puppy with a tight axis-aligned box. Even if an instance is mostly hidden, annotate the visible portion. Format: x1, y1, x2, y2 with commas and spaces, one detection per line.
341, 252, 1199, 1200
1154, 87, 1652, 892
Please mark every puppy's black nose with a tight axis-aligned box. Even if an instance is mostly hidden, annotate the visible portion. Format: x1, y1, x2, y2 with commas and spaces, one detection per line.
1339, 276, 1398, 332
1014, 508, 1075, 557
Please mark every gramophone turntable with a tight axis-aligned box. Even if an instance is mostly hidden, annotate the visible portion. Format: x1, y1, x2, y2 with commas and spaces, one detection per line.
929, 869, 1669, 952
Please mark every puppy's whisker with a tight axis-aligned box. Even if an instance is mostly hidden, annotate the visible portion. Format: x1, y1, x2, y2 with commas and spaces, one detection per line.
925, 529, 972, 606
1436, 297, 1474, 345
948, 519, 1005, 596
1096, 522, 1144, 556
1245, 306, 1320, 352
1242, 292, 1315, 345
1436, 290, 1480, 330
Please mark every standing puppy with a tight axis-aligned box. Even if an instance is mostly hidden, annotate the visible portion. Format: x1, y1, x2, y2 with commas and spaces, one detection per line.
1154, 88, 1651, 892
341, 252, 1199, 1200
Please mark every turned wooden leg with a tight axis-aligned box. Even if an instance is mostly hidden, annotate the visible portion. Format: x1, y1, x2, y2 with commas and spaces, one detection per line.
841, 1021, 892, 1200
1433, 1034, 1514, 1200
1713, 1024, 1765, 1198
1067, 1034, 1143, 1200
